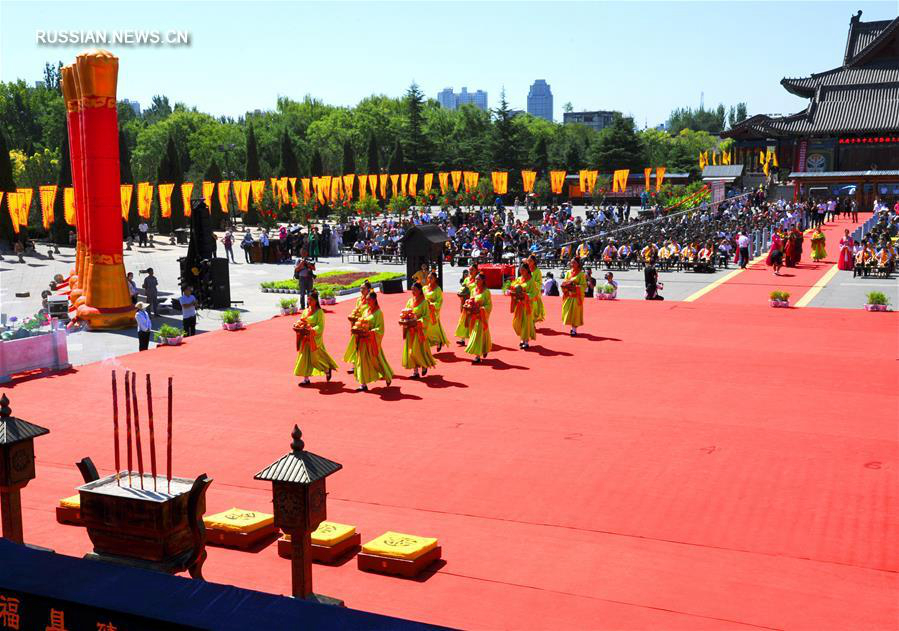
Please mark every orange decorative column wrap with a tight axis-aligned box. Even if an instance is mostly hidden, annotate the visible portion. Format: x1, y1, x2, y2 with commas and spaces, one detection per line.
61, 65, 88, 304
73, 50, 134, 328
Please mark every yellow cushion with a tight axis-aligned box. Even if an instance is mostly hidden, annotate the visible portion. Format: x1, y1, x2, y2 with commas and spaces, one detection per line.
362, 531, 438, 560
203, 508, 274, 533
59, 495, 80, 509
311, 521, 356, 546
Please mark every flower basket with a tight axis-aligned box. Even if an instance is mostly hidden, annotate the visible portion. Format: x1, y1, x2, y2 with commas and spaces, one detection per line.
769, 291, 790, 308
596, 292, 617, 300
222, 322, 245, 331
154, 325, 184, 346
280, 307, 298, 316
769, 300, 790, 308
160, 336, 183, 346
864, 304, 890, 312
320, 297, 337, 306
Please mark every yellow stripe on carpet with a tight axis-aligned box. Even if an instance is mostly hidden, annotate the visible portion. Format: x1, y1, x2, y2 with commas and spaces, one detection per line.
683, 253, 767, 303
794, 263, 839, 308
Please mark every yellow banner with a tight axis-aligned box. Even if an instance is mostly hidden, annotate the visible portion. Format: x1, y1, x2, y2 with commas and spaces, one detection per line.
521, 170, 536, 193
451, 170, 462, 192
289, 177, 298, 206
369, 174, 378, 199
203, 181, 215, 209
137, 182, 154, 219
8, 191, 25, 233
270, 178, 280, 206
655, 167, 666, 192
586, 170, 598, 194
358, 174, 368, 199
250, 180, 265, 205
279, 177, 290, 204
549, 170, 566, 194
218, 180, 231, 214
491, 171, 508, 195
158, 183, 175, 218
770, 150, 778, 167
320, 175, 332, 203
423, 173, 433, 194
301, 178, 311, 202
644, 168, 652, 192
330, 176, 342, 202
235, 181, 251, 212
438, 172, 450, 194
612, 169, 630, 193
64, 187, 76, 225
390, 174, 400, 198
181, 182, 194, 217
400, 173, 409, 197
39, 185, 57, 229
17, 188, 33, 221
408, 173, 418, 197
463, 171, 479, 192
343, 174, 355, 201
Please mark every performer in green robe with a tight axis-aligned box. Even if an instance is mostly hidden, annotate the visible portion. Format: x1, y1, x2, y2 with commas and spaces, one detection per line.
343, 281, 372, 370
510, 264, 538, 349
464, 273, 493, 363
424, 271, 449, 351
293, 292, 338, 384
561, 257, 587, 336
527, 254, 546, 323
352, 292, 394, 391
401, 282, 437, 378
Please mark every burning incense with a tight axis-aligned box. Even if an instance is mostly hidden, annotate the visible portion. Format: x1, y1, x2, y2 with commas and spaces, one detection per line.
167, 377, 173, 494
112, 371, 120, 485
147, 374, 157, 492
132, 371, 144, 490
125, 370, 132, 487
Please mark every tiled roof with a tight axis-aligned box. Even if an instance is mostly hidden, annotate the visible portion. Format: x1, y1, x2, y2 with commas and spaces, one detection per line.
844, 17, 894, 64
782, 61, 899, 97
0, 394, 50, 445
702, 165, 745, 179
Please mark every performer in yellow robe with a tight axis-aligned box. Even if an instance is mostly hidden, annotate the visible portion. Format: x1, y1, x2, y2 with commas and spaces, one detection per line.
527, 254, 545, 323
293, 292, 338, 385
352, 292, 393, 392
464, 273, 493, 363
424, 271, 449, 351
455, 263, 478, 345
343, 280, 372, 371
561, 257, 587, 336
401, 282, 437, 378
510, 264, 538, 349
810, 228, 827, 262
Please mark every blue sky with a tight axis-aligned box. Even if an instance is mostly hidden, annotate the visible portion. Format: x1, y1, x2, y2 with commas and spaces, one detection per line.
1, 1, 896, 126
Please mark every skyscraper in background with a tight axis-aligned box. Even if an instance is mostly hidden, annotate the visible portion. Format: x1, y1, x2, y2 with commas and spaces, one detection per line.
527, 80, 553, 121
436, 87, 488, 111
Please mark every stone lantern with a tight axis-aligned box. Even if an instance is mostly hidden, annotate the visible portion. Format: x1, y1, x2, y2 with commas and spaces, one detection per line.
0, 394, 49, 543
255, 425, 342, 604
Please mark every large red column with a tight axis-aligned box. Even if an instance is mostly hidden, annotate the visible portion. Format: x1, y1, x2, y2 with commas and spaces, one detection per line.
68, 50, 134, 329
61, 65, 89, 305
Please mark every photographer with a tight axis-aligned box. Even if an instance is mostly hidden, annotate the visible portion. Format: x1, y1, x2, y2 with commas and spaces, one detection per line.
294, 257, 316, 309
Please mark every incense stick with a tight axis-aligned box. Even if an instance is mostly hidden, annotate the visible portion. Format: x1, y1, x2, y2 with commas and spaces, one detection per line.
112, 371, 120, 485
125, 370, 132, 487
167, 377, 173, 494
132, 371, 144, 490
147, 374, 157, 492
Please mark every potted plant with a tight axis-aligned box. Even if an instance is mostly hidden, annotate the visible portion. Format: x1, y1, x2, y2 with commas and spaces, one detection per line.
597, 283, 617, 300
864, 291, 891, 312
279, 297, 298, 315
221, 309, 245, 330
319, 288, 337, 305
769, 290, 790, 308
154, 324, 184, 346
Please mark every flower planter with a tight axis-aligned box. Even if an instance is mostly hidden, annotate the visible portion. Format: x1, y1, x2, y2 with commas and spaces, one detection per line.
222, 322, 245, 331
157, 336, 183, 346
769, 300, 790, 308
597, 292, 617, 301
864, 304, 890, 312
279, 307, 298, 316
320, 297, 337, 306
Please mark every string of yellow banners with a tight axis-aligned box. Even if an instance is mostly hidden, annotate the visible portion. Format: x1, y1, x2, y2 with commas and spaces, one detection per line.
6, 168, 673, 230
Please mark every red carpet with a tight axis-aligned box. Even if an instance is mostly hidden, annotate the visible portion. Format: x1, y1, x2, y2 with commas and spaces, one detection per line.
697, 216, 864, 305
5, 294, 898, 630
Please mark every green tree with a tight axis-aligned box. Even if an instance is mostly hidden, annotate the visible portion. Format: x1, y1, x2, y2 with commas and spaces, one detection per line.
155, 143, 173, 234
491, 88, 521, 170
278, 129, 299, 178
165, 135, 185, 231
366, 134, 380, 173
310, 149, 323, 177
589, 113, 646, 171
244, 124, 261, 226
404, 82, 430, 172
51, 131, 72, 244
388, 140, 405, 174
342, 139, 356, 174
0, 130, 19, 245
667, 104, 728, 135
727, 103, 748, 129
143, 95, 173, 125
533, 136, 548, 176
204, 159, 226, 229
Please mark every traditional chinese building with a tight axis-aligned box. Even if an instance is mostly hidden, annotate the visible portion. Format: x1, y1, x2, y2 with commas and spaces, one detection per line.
725, 11, 899, 209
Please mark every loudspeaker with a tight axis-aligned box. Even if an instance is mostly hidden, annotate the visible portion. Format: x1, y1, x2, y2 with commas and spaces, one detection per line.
208, 257, 231, 308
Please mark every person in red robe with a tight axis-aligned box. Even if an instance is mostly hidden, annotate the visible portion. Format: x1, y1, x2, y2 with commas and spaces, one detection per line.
784, 226, 803, 267
766, 231, 784, 275
838, 229, 854, 270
